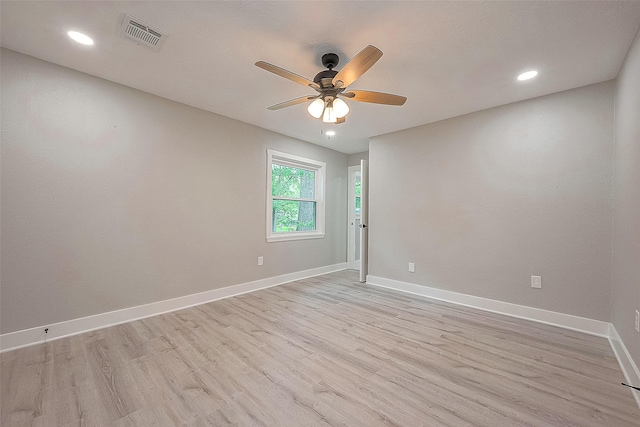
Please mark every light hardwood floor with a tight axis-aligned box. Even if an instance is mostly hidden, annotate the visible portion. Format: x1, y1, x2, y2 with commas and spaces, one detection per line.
2, 270, 639, 426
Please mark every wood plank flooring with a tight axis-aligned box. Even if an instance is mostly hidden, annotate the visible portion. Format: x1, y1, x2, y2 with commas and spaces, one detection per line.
2, 270, 639, 426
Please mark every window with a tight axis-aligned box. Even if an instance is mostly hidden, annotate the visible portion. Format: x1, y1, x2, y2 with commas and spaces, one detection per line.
267, 150, 325, 242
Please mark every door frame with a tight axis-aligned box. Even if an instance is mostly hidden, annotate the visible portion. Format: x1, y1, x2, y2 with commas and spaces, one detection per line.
347, 165, 360, 270
359, 159, 368, 283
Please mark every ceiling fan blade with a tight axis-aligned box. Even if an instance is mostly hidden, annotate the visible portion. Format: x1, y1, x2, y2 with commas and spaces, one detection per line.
332, 45, 383, 88
342, 90, 407, 106
267, 95, 318, 111
256, 61, 320, 91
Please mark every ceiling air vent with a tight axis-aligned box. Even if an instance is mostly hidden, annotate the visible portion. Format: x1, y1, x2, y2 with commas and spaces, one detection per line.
118, 14, 167, 51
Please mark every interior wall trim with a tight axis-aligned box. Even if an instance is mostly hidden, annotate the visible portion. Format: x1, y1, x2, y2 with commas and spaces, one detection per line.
0, 263, 347, 353
366, 275, 610, 336
366, 275, 640, 409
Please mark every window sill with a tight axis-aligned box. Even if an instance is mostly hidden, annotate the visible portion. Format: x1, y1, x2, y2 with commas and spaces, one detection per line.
267, 232, 325, 243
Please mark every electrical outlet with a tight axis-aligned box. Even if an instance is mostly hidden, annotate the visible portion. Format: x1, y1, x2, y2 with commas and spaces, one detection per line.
635, 310, 639, 333
531, 275, 542, 289
258, 256, 264, 266
408, 263, 415, 273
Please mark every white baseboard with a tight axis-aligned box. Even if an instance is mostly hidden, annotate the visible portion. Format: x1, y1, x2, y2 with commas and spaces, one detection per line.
4, 268, 637, 409
366, 275, 610, 336
366, 275, 640, 409
608, 325, 640, 408
0, 263, 347, 353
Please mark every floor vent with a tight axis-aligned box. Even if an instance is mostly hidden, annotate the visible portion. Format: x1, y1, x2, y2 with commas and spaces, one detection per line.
118, 14, 167, 51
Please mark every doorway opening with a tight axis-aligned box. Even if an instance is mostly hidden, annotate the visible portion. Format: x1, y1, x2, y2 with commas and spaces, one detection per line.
347, 165, 361, 270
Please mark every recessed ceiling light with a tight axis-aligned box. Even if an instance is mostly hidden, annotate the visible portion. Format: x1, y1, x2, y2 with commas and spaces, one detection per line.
517, 70, 538, 81
67, 31, 94, 46
325, 130, 336, 136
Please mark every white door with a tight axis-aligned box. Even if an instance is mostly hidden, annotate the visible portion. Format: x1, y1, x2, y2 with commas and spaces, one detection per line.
347, 166, 361, 270
359, 160, 368, 283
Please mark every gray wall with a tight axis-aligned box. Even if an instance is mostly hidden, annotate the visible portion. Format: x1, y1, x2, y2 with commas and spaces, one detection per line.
348, 151, 369, 167
612, 28, 640, 364
0, 48, 348, 334
369, 82, 614, 321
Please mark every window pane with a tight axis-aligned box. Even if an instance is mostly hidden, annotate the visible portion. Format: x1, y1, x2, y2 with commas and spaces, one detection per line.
355, 175, 361, 214
272, 200, 316, 232
272, 165, 315, 199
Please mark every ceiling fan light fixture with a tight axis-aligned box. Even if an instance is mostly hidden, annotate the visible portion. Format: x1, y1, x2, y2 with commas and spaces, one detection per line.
333, 98, 349, 118
322, 101, 337, 123
307, 98, 325, 118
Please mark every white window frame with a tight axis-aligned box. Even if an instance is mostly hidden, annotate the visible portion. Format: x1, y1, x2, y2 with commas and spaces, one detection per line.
266, 149, 326, 242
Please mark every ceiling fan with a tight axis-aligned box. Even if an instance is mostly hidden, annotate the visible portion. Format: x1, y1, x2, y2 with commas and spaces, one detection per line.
255, 45, 407, 124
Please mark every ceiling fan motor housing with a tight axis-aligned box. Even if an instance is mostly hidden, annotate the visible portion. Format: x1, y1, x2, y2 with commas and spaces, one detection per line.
313, 69, 338, 88
314, 53, 340, 88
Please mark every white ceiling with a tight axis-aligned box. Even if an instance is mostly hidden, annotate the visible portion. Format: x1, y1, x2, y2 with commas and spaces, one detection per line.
2, 1, 640, 154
